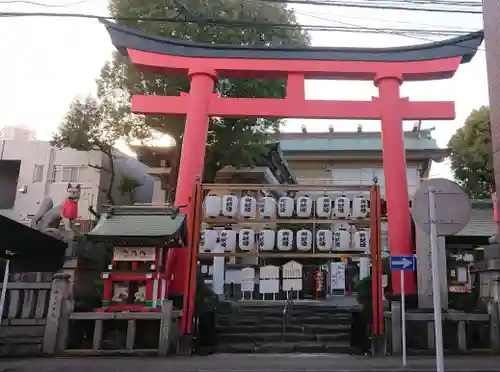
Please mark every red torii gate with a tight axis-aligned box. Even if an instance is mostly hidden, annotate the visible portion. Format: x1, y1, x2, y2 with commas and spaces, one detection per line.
102, 19, 483, 299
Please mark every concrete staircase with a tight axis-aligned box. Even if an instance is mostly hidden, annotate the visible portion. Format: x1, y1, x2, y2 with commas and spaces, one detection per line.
214, 302, 355, 354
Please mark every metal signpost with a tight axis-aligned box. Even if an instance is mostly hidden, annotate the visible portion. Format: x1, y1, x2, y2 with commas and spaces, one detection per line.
411, 179, 471, 372
390, 255, 416, 367
0, 259, 10, 330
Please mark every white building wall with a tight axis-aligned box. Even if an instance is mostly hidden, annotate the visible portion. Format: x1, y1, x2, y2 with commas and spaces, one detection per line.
329, 166, 421, 198
0, 140, 153, 223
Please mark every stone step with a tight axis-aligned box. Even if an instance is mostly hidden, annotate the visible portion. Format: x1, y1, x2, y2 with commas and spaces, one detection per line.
217, 324, 304, 334
216, 323, 351, 335
290, 315, 351, 325
214, 341, 352, 354
316, 333, 351, 342
214, 342, 257, 353
231, 306, 352, 315
232, 307, 350, 315
304, 324, 351, 334
217, 332, 316, 343
223, 302, 353, 310
217, 315, 351, 326
323, 342, 354, 354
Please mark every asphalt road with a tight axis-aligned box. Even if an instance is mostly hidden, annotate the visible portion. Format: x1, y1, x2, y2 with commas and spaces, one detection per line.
4, 355, 500, 372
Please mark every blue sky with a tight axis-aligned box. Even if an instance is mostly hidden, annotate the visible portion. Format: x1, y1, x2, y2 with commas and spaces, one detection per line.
0, 0, 487, 178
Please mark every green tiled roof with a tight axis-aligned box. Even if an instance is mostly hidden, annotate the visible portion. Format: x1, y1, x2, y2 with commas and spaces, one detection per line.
456, 205, 496, 237
87, 205, 186, 240
279, 136, 440, 152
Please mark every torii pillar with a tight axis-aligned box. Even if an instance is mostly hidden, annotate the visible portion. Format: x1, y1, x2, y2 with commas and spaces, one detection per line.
168, 68, 218, 295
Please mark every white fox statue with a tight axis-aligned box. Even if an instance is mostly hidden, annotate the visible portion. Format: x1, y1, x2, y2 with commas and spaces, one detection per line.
31, 183, 81, 241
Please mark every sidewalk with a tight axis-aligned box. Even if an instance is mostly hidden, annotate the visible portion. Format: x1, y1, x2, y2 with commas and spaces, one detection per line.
4, 354, 500, 372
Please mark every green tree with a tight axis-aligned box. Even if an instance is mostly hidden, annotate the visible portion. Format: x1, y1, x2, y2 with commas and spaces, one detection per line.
52, 96, 150, 204
448, 106, 493, 199
98, 0, 310, 188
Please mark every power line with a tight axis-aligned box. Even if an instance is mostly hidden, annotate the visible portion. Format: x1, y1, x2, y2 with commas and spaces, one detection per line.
0, 11, 478, 35
367, 0, 480, 6
297, 9, 474, 31
255, 0, 483, 14
242, 0, 483, 49
0, 10, 485, 54
244, 0, 475, 31
0, 0, 93, 7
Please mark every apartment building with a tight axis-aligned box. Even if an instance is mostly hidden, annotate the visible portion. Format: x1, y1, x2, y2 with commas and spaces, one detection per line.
0, 139, 154, 228
0, 124, 36, 141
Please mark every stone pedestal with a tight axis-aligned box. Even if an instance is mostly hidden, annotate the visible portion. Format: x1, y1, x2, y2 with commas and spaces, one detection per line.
391, 301, 402, 355
416, 228, 448, 309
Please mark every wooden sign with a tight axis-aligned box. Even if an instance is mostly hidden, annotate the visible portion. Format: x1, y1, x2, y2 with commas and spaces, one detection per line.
113, 246, 156, 261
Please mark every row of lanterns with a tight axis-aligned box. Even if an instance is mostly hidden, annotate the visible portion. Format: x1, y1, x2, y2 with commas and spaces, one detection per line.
200, 226, 370, 252
204, 194, 368, 219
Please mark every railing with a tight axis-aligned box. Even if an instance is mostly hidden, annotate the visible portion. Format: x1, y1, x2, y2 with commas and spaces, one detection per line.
281, 290, 293, 341
0, 281, 52, 322
0, 278, 53, 356
385, 310, 492, 354
59, 300, 182, 356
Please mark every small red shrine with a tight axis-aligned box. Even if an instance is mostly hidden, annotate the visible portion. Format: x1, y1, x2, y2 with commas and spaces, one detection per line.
86, 205, 188, 312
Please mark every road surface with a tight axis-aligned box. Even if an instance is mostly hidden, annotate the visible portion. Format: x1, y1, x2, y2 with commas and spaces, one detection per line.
4, 354, 500, 372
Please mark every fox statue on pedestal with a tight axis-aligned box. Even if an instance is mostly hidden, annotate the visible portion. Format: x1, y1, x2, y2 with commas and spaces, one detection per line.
31, 183, 81, 241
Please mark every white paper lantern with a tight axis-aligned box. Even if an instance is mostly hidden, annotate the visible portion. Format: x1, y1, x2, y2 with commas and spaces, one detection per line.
258, 229, 275, 251
334, 194, 351, 218
219, 229, 237, 252
277, 229, 293, 251
296, 195, 313, 218
354, 229, 370, 253
278, 196, 294, 218
296, 229, 313, 251
238, 228, 256, 251
221, 194, 239, 217
200, 229, 217, 252
316, 195, 332, 218
333, 224, 351, 251
352, 195, 369, 218
259, 196, 276, 219
204, 195, 221, 217
316, 229, 333, 252
240, 195, 257, 218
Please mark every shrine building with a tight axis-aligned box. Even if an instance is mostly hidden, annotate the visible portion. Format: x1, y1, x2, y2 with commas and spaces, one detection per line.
130, 127, 494, 299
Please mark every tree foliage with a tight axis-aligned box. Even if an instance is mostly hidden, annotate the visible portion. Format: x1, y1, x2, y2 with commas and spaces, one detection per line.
98, 0, 310, 186
448, 106, 493, 199
52, 96, 150, 204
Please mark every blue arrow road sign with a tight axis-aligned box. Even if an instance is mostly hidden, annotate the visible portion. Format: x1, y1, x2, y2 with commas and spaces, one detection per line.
390, 256, 416, 271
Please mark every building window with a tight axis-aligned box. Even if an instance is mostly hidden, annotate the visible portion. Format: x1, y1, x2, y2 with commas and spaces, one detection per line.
51, 166, 85, 183
33, 164, 44, 183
